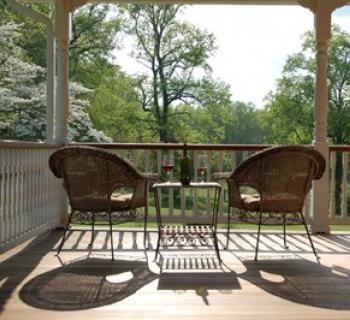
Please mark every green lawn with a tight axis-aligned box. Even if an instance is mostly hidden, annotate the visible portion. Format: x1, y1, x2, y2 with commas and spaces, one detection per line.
72, 213, 350, 232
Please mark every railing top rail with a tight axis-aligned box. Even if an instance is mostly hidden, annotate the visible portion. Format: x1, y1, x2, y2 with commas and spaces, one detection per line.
71, 142, 272, 151
4, 140, 349, 151
329, 145, 350, 152
0, 140, 62, 149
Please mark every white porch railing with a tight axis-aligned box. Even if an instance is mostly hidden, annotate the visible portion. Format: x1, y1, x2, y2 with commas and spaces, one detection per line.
329, 145, 350, 224
1, 141, 350, 251
82, 143, 312, 224
0, 141, 62, 251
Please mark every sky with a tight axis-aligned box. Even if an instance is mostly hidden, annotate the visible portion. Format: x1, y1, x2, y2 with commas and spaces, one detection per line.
114, 5, 350, 108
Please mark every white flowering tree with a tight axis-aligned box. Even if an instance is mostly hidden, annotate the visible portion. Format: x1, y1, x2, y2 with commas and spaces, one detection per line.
0, 23, 111, 142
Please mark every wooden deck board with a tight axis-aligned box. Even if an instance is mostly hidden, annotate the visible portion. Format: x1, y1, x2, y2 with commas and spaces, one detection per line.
1, 229, 350, 319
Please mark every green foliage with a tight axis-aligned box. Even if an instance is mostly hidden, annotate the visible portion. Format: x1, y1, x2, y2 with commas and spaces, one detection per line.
224, 102, 267, 144
263, 25, 350, 145
1, 2, 121, 79
0, 2, 53, 67
0, 2, 267, 146
168, 100, 266, 145
88, 66, 154, 142
122, 4, 221, 142
70, 4, 121, 81
262, 25, 350, 217
0, 22, 110, 142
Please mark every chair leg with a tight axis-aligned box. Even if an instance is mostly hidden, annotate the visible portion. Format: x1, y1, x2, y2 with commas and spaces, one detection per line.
56, 210, 74, 256
300, 211, 318, 259
154, 230, 161, 262
255, 211, 262, 261
143, 206, 148, 249
213, 231, 222, 263
89, 212, 96, 247
283, 214, 288, 249
225, 206, 231, 249
108, 211, 114, 261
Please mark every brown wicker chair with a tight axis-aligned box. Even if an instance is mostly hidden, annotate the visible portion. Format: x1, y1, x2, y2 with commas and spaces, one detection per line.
49, 146, 160, 260
212, 145, 326, 260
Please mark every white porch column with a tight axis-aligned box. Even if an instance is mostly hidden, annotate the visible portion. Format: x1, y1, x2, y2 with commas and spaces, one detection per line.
311, 1, 332, 234
54, 0, 71, 144
54, 0, 72, 226
299, 0, 347, 233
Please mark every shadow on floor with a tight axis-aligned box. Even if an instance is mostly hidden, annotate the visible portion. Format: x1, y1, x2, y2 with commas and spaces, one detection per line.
20, 258, 157, 311
0, 230, 61, 314
158, 272, 240, 305
239, 258, 350, 310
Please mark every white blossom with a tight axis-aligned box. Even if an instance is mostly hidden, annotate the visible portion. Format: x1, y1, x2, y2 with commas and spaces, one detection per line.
0, 23, 111, 143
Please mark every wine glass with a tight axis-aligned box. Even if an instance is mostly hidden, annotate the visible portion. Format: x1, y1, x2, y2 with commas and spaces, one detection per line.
162, 154, 174, 183
196, 153, 208, 183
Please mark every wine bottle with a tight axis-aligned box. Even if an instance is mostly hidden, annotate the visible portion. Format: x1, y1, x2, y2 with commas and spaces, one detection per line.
180, 144, 191, 185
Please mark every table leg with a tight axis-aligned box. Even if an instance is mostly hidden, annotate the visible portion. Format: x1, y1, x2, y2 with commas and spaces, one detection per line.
212, 187, 222, 263
153, 188, 162, 261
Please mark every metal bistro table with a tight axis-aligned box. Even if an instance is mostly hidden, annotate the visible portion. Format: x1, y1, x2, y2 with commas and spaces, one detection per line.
152, 181, 222, 264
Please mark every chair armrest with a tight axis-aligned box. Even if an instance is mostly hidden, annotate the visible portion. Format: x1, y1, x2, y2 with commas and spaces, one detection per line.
227, 178, 245, 209
211, 172, 231, 181
212, 172, 244, 209
130, 173, 161, 208
142, 172, 162, 182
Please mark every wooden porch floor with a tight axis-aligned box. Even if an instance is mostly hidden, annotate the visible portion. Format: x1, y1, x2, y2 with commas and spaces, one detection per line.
1, 228, 350, 320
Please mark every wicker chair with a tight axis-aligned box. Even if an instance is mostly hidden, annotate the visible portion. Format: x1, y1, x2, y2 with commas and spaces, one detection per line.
49, 146, 160, 260
212, 145, 326, 260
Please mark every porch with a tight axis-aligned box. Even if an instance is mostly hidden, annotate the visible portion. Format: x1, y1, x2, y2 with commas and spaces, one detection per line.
2, 141, 350, 252
2, 0, 350, 317
1, 228, 350, 320
1, 142, 350, 318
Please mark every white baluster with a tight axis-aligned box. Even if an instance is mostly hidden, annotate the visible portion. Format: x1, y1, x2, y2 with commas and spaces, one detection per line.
168, 150, 174, 220
330, 151, 336, 219
342, 152, 348, 218
206, 150, 211, 219
18, 149, 24, 236
218, 151, 224, 220
193, 150, 199, 218
23, 149, 30, 234
9, 149, 15, 240
156, 149, 163, 221
14, 149, 20, 238
0, 150, 5, 245
29, 149, 35, 232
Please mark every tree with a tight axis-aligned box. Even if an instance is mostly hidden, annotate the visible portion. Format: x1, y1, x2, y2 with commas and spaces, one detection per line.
169, 99, 266, 146
1, 2, 121, 83
70, 4, 121, 82
224, 102, 267, 144
123, 4, 218, 142
88, 66, 153, 142
170, 103, 232, 144
0, 1, 52, 67
263, 25, 350, 215
0, 23, 111, 142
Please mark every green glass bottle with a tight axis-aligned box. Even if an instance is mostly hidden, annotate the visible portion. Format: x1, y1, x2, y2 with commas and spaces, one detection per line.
180, 144, 191, 185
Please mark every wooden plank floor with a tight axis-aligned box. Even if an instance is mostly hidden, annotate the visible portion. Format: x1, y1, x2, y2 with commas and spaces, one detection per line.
1, 228, 350, 320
